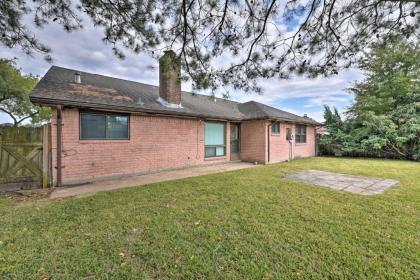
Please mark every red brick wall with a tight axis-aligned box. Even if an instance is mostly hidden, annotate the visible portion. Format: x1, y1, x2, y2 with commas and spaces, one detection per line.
294, 125, 316, 159
268, 122, 293, 162
240, 120, 268, 163
51, 108, 231, 185
50, 108, 316, 185
268, 122, 316, 163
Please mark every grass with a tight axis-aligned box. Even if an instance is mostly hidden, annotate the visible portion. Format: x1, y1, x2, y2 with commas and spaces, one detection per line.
0, 157, 419, 279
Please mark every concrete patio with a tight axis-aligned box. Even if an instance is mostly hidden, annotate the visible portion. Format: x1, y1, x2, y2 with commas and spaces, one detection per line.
50, 161, 255, 199
284, 169, 398, 195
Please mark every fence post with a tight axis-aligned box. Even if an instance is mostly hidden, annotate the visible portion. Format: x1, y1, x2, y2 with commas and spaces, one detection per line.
42, 125, 49, 188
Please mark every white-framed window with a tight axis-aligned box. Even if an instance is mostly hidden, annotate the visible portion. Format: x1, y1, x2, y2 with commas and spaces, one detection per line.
295, 125, 307, 143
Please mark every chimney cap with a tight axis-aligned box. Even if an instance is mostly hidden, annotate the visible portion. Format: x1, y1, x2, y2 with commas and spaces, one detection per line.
303, 114, 308, 118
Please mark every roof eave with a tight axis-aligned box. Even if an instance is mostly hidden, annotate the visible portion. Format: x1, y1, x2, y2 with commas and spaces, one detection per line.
30, 96, 321, 125
30, 96, 243, 122
243, 116, 320, 126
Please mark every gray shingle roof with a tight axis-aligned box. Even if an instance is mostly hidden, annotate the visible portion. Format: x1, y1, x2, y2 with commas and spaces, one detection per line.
30, 66, 319, 125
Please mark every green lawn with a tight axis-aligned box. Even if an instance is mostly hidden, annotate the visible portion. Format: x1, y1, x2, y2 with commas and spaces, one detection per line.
0, 157, 419, 279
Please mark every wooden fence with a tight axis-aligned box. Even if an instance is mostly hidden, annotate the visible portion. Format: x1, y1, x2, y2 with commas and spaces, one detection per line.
0, 125, 51, 191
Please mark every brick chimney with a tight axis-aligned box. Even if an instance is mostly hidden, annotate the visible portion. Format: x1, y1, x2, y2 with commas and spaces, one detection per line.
159, 50, 181, 105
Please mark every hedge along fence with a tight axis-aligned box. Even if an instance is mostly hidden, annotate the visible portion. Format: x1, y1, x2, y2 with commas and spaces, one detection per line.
0, 125, 51, 191
317, 141, 415, 160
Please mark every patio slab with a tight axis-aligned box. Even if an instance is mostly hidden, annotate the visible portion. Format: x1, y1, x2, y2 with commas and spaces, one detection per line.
50, 162, 255, 199
284, 169, 398, 195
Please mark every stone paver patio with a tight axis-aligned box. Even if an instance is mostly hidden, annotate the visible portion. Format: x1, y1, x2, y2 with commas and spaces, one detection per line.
284, 169, 398, 195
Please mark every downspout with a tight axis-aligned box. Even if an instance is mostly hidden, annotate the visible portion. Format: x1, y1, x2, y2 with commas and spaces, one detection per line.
267, 123, 270, 163
315, 126, 318, 156
56, 105, 63, 187
289, 139, 292, 162
288, 125, 293, 162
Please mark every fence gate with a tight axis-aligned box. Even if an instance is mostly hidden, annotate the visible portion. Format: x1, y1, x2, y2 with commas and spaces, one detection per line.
0, 125, 50, 191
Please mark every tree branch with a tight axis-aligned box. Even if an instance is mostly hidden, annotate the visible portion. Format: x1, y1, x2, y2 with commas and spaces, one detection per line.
15, 110, 39, 126
227, 0, 277, 71
0, 107, 17, 126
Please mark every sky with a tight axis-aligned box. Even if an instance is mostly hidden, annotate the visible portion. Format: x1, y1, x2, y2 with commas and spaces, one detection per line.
0, 6, 363, 124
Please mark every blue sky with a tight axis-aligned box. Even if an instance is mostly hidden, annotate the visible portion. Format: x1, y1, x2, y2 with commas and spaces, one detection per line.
0, 8, 362, 124
273, 95, 354, 118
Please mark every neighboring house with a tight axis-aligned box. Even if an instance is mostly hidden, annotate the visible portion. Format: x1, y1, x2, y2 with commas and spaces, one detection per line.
30, 51, 320, 186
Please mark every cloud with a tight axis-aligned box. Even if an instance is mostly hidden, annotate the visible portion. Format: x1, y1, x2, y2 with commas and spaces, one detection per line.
0, 15, 158, 83
0, 10, 364, 123
224, 68, 361, 121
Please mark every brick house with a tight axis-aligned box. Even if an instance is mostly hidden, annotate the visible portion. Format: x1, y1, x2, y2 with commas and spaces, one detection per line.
30, 51, 319, 186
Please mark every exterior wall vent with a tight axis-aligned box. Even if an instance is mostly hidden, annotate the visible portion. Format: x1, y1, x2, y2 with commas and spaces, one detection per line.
74, 72, 81, 84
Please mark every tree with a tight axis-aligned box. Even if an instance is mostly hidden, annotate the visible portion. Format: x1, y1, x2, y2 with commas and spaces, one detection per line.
348, 40, 419, 118
348, 40, 420, 159
323, 105, 342, 128
0, 59, 51, 126
320, 40, 420, 160
0, 0, 418, 94
321, 105, 359, 156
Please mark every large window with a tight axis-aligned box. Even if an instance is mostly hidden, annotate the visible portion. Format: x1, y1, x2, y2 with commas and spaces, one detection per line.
205, 122, 226, 157
80, 112, 129, 140
295, 125, 307, 143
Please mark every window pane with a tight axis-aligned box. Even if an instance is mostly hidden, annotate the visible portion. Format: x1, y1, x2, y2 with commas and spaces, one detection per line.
231, 125, 239, 140
216, 147, 225, 156
107, 115, 129, 139
295, 125, 306, 143
205, 147, 216, 157
272, 123, 280, 133
205, 122, 225, 145
81, 114, 106, 139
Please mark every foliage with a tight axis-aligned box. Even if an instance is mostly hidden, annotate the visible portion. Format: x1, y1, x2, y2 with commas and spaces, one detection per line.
0, 0, 418, 94
320, 41, 420, 160
0, 59, 51, 126
1, 157, 419, 278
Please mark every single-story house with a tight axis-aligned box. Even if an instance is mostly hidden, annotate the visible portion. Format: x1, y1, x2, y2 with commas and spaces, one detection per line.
30, 51, 320, 186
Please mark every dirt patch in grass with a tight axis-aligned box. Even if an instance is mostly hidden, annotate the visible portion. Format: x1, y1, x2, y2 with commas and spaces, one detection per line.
0, 188, 53, 203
